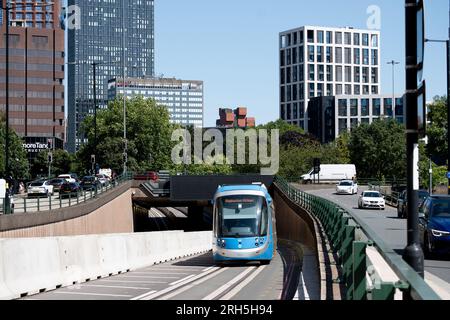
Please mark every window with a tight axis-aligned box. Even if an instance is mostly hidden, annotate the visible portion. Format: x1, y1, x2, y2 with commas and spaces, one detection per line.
345, 84, 352, 95
317, 83, 323, 96
372, 98, 381, 116
363, 49, 369, 65
362, 33, 369, 46
308, 64, 315, 81
351, 118, 359, 131
344, 48, 351, 64
286, 103, 291, 119
371, 34, 378, 47
286, 49, 291, 65
317, 46, 323, 62
345, 66, 351, 82
371, 68, 378, 83
292, 84, 298, 100
292, 47, 297, 64
335, 47, 342, 64
293, 32, 298, 45
354, 33, 360, 45
338, 99, 348, 116
293, 103, 298, 119
318, 65, 324, 81
363, 85, 369, 94
361, 99, 369, 116
308, 45, 314, 62
395, 98, 403, 116
344, 32, 351, 45
326, 47, 333, 63
309, 83, 315, 98
384, 98, 393, 116
299, 83, 304, 100
336, 66, 343, 82
299, 64, 304, 81
286, 67, 291, 83
317, 31, 324, 43
280, 50, 285, 66
335, 32, 342, 44
336, 84, 343, 95
307, 30, 314, 43
299, 46, 304, 63
354, 48, 360, 64
326, 65, 333, 81
281, 87, 285, 102
350, 99, 359, 116
354, 67, 360, 82
326, 84, 333, 96
338, 119, 347, 134
293, 65, 298, 82
326, 31, 332, 44
354, 85, 360, 95
299, 101, 305, 118
287, 86, 292, 102
280, 69, 285, 85
362, 67, 369, 83
371, 49, 378, 65
299, 30, 304, 44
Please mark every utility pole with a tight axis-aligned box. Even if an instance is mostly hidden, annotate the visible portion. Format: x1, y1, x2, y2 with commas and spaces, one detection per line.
4, 1, 11, 214
447, 0, 450, 195
387, 60, 400, 118
403, 0, 425, 279
93, 62, 98, 172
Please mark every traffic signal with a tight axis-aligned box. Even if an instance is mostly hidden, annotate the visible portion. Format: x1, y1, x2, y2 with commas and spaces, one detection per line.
91, 154, 96, 164
48, 152, 53, 164
313, 158, 321, 174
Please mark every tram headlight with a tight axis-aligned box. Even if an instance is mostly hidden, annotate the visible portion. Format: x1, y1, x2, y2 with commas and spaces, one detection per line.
221, 239, 226, 248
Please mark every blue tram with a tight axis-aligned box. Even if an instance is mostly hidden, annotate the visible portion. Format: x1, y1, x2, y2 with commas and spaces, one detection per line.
212, 183, 277, 265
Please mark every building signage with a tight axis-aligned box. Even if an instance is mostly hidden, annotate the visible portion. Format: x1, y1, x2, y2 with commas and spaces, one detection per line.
22, 142, 50, 154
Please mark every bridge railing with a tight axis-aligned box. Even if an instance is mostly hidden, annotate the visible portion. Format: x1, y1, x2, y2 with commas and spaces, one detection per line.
0, 172, 134, 215
274, 176, 440, 300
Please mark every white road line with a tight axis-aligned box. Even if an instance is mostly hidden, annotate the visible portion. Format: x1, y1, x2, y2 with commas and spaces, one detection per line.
55, 291, 134, 298
116, 275, 179, 279
221, 266, 266, 300
82, 284, 154, 290
159, 268, 230, 300
293, 272, 310, 300
202, 267, 258, 300
202, 266, 215, 272
169, 274, 196, 286
97, 279, 168, 284
130, 272, 190, 275
131, 267, 220, 300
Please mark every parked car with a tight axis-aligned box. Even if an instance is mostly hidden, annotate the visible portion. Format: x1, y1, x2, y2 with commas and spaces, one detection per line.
336, 180, 358, 195
397, 189, 429, 219
27, 180, 54, 198
301, 164, 356, 184
59, 182, 82, 198
419, 195, 450, 258
96, 174, 110, 186
48, 178, 66, 193
134, 171, 159, 181
80, 176, 100, 190
58, 173, 79, 183
358, 191, 385, 210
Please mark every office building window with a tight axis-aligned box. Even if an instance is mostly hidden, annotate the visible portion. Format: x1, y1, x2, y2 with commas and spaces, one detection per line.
299, 83, 304, 100
361, 99, 369, 116
362, 67, 369, 83
345, 66, 351, 82
371, 68, 378, 83
338, 119, 347, 134
336, 66, 343, 82
318, 65, 324, 81
363, 85, 369, 94
326, 46, 333, 63
363, 49, 369, 65
354, 48, 360, 64
280, 69, 285, 85
326, 84, 333, 96
344, 32, 352, 45
293, 32, 298, 45
293, 66, 298, 82
286, 67, 291, 83
299, 30, 304, 44
338, 99, 348, 116
362, 33, 369, 46
317, 46, 323, 62
308, 64, 315, 81
286, 49, 291, 65
335, 47, 342, 63
384, 98, 393, 116
396, 98, 403, 116
326, 65, 333, 81
292, 84, 298, 100
317, 83, 323, 96
281, 87, 285, 103
308, 45, 315, 62
280, 50, 285, 66
372, 98, 381, 116
293, 102, 298, 119
354, 85, 360, 95
335, 32, 342, 44
371, 49, 378, 65
286, 103, 291, 119
350, 99, 358, 116
309, 83, 315, 98
299, 46, 304, 63
299, 64, 304, 81
354, 33, 360, 45
345, 84, 352, 95
317, 30, 324, 43
326, 31, 332, 44
354, 66, 360, 82
371, 34, 378, 47
299, 101, 305, 118
292, 47, 297, 64
307, 30, 314, 43
345, 48, 351, 64
336, 84, 343, 95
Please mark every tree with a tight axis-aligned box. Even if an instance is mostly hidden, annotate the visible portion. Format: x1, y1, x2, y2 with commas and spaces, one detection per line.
426, 95, 447, 166
76, 96, 178, 174
32, 149, 74, 178
0, 118, 30, 180
348, 119, 406, 180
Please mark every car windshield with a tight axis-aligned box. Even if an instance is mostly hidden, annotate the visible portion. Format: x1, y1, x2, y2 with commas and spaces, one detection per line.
339, 181, 352, 186
418, 191, 429, 200
364, 192, 381, 198
431, 199, 450, 218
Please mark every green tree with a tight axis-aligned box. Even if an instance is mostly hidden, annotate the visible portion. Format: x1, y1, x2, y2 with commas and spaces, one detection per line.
0, 117, 30, 180
419, 143, 448, 191
348, 119, 406, 180
32, 149, 74, 178
76, 96, 178, 174
426, 95, 447, 165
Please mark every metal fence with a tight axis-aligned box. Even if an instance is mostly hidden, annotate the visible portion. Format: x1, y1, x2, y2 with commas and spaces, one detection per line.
0, 172, 134, 215
274, 176, 440, 300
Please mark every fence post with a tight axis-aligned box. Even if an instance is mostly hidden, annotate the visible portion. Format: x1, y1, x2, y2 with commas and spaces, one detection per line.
49, 195, 52, 211
352, 241, 367, 300
341, 225, 355, 299
37, 197, 40, 212
23, 198, 26, 213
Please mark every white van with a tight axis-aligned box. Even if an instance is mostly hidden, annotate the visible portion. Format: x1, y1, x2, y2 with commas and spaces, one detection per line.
301, 164, 357, 184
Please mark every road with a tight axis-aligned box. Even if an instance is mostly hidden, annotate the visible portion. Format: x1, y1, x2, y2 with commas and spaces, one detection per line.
22, 243, 316, 300
306, 187, 450, 284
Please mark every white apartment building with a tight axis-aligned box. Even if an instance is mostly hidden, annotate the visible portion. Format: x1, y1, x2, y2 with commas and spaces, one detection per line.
279, 26, 381, 131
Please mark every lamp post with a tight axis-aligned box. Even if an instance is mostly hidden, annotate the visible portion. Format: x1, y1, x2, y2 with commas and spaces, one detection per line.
2, 1, 54, 214
387, 60, 400, 118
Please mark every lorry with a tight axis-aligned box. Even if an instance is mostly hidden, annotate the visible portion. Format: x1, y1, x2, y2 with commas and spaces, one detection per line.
301, 164, 357, 184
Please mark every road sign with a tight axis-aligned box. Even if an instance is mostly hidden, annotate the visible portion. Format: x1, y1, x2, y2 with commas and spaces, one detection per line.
313, 158, 321, 173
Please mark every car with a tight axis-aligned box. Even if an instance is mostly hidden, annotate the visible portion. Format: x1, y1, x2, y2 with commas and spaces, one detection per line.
47, 178, 66, 193
27, 180, 54, 197
301, 164, 357, 184
134, 171, 159, 181
80, 176, 100, 190
59, 182, 82, 198
58, 173, 79, 183
397, 189, 429, 219
96, 174, 110, 186
336, 180, 358, 195
358, 191, 385, 210
419, 195, 450, 258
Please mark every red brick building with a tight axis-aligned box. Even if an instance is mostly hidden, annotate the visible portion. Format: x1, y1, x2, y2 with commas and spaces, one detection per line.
216, 107, 255, 128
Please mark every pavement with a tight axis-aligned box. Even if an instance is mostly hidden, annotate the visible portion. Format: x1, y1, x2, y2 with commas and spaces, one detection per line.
303, 186, 450, 291
21, 242, 320, 301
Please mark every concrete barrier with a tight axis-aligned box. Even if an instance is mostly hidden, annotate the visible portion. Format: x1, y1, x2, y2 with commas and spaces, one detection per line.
0, 231, 212, 300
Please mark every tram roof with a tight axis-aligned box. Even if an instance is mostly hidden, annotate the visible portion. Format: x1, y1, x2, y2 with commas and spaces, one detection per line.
215, 184, 271, 201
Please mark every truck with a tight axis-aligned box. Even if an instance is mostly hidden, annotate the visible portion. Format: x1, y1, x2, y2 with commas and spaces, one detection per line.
301, 164, 357, 184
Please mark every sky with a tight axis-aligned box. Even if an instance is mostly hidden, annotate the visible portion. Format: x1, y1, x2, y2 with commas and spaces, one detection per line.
155, 0, 450, 127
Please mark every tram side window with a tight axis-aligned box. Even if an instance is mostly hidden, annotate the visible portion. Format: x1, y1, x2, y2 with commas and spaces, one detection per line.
260, 201, 268, 236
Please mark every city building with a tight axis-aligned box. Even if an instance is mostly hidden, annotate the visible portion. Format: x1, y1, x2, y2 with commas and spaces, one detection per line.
308, 94, 404, 143
216, 107, 255, 128
0, 0, 65, 160
108, 77, 204, 127
279, 26, 381, 132
67, 0, 155, 152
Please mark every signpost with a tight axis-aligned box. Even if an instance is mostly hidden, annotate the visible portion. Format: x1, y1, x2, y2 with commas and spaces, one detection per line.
313, 158, 321, 184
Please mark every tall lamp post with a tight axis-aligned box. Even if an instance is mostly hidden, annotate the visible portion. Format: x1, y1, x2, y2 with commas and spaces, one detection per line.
2, 1, 54, 214
387, 60, 400, 118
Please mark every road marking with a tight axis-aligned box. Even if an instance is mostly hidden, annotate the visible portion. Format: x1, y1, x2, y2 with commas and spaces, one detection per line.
55, 291, 134, 298
98, 279, 168, 284
169, 274, 196, 286
159, 267, 230, 300
82, 284, 154, 290
202, 266, 215, 272
294, 272, 310, 300
202, 267, 257, 300
131, 267, 220, 300
117, 275, 179, 279
221, 266, 266, 300
131, 272, 189, 275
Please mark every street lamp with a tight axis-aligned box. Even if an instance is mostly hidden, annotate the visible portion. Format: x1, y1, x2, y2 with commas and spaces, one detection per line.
2, 1, 54, 214
387, 60, 400, 118
425, 37, 450, 195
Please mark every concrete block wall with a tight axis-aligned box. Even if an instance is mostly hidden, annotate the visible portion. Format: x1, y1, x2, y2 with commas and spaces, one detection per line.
0, 231, 212, 300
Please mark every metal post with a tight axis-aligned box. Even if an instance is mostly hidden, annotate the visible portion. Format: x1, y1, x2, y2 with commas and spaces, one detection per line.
92, 63, 98, 172
447, 39, 450, 195
429, 158, 433, 195
122, 0, 128, 176
4, 4, 11, 215
403, 0, 424, 278
387, 60, 400, 118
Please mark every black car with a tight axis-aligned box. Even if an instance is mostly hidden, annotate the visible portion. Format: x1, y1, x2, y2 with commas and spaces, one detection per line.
48, 178, 66, 193
80, 176, 100, 190
59, 182, 82, 199
397, 189, 429, 219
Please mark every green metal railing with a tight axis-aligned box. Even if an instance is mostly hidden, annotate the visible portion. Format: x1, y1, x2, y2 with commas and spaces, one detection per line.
274, 176, 440, 300
1, 172, 134, 215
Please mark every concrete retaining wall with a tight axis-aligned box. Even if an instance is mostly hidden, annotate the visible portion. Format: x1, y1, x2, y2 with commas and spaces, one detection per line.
0, 231, 212, 300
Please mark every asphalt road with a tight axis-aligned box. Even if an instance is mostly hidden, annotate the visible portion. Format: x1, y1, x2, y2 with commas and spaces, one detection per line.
306, 187, 450, 284
22, 243, 313, 300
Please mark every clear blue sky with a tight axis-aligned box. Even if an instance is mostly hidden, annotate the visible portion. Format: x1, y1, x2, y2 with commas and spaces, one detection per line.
155, 0, 449, 127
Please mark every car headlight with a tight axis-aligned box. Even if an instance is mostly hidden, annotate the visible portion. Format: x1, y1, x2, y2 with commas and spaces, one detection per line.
431, 229, 450, 237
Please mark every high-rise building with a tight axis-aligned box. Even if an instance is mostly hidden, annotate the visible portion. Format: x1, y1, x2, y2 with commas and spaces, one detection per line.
216, 107, 255, 128
108, 77, 204, 127
0, 0, 65, 160
279, 26, 381, 132
67, 0, 155, 152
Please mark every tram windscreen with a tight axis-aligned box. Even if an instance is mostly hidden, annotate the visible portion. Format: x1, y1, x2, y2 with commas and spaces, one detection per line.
216, 195, 267, 238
